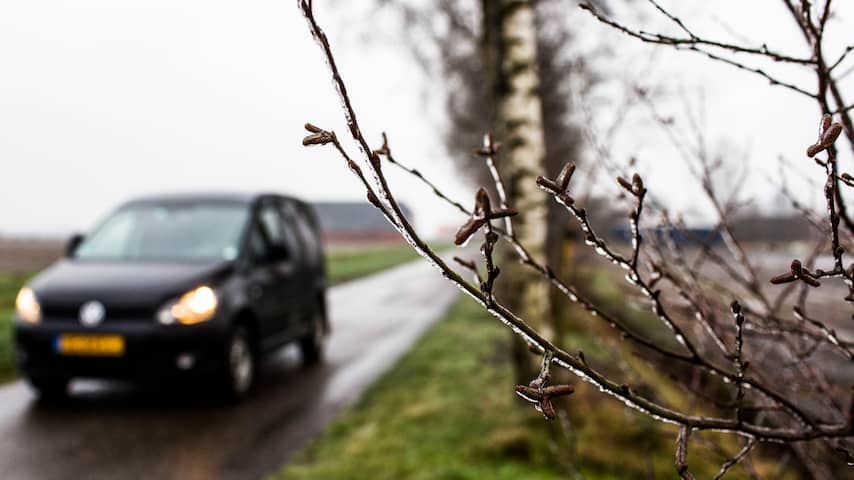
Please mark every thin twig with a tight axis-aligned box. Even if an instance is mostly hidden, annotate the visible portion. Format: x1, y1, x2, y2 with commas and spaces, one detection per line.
713, 436, 757, 480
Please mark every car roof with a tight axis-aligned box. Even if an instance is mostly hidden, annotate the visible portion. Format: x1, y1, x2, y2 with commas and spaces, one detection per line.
121, 192, 304, 208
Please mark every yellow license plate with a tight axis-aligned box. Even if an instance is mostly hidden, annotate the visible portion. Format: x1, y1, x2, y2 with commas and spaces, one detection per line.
56, 334, 125, 357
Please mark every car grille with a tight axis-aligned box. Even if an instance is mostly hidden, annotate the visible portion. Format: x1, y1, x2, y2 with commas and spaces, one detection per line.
41, 303, 155, 323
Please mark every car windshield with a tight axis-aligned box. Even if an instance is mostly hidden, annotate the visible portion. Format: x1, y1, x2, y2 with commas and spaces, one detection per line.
74, 203, 249, 262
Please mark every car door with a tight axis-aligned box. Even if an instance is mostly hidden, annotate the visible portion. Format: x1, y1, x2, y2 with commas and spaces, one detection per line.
246, 201, 299, 345
291, 202, 324, 285
280, 201, 313, 326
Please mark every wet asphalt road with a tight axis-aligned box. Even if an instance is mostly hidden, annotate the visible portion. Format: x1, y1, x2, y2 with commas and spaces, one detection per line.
0, 257, 459, 480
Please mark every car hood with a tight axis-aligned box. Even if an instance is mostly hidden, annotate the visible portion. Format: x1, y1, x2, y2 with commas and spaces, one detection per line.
30, 259, 233, 311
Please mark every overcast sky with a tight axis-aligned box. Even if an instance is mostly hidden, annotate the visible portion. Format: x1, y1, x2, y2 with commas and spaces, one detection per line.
0, 0, 470, 237
1, 1, 852, 238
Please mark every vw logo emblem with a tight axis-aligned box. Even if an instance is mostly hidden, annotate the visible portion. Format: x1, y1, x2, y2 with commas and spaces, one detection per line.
79, 301, 106, 327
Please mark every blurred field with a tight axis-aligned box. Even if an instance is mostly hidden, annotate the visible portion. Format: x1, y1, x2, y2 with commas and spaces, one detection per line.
0, 273, 30, 382
0, 237, 62, 380
0, 237, 63, 273
326, 244, 422, 285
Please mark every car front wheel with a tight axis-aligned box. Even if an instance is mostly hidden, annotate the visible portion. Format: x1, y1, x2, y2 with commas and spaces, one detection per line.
218, 325, 255, 401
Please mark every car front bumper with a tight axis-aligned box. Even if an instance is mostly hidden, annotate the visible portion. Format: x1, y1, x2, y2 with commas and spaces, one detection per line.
14, 318, 230, 381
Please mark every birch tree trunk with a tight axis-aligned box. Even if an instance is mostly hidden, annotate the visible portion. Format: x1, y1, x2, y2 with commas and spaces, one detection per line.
491, 0, 554, 375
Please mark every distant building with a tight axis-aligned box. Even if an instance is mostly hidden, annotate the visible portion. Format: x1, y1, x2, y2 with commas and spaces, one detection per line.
729, 214, 818, 243
311, 201, 412, 245
610, 226, 723, 245
608, 214, 816, 246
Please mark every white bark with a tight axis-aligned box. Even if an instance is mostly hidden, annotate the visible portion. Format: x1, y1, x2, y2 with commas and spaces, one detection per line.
498, 0, 552, 339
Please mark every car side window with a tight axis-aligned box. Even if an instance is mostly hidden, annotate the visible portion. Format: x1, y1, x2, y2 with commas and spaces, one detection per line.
249, 203, 290, 264
279, 201, 305, 262
291, 206, 320, 263
261, 207, 284, 244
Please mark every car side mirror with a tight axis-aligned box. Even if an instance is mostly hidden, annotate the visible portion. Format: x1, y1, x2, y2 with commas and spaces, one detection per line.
66, 233, 84, 257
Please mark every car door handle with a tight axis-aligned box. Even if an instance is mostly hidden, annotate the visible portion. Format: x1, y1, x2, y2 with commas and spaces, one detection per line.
249, 285, 263, 300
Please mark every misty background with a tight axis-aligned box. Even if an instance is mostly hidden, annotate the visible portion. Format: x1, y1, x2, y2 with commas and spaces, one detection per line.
1, 0, 852, 237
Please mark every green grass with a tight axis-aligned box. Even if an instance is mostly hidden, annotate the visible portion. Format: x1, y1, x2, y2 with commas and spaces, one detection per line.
0, 272, 29, 383
327, 244, 424, 285
0, 311, 13, 383
0, 272, 27, 310
274, 297, 569, 480
274, 294, 788, 480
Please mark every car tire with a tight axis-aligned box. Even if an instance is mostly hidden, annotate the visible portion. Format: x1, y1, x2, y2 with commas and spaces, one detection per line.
28, 376, 69, 402
299, 302, 326, 366
218, 325, 255, 401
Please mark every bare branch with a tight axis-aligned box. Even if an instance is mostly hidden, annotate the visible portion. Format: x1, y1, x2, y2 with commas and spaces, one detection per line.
713, 436, 757, 480
475, 133, 514, 236
579, 2, 815, 65
675, 425, 696, 480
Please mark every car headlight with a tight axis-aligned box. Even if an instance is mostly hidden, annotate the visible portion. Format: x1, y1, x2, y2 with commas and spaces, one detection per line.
157, 286, 218, 325
15, 287, 41, 324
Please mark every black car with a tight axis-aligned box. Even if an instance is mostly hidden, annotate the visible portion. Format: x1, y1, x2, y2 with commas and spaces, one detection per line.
13, 193, 328, 400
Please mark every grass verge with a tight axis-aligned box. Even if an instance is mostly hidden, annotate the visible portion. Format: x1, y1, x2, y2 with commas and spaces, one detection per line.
0, 273, 29, 383
327, 244, 424, 285
273, 297, 567, 480
274, 294, 788, 480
